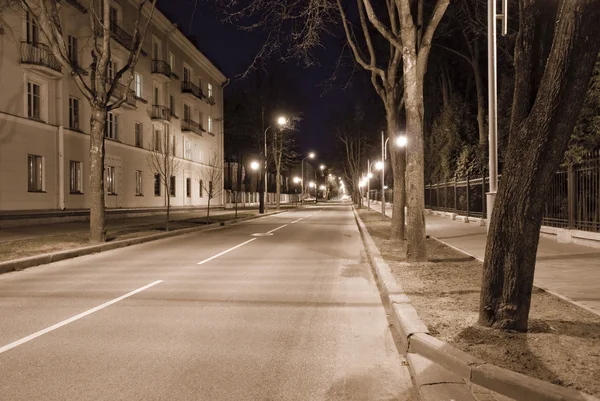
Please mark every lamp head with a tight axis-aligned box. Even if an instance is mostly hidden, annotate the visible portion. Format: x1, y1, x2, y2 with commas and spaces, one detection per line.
320, 165, 325, 170
319, 185, 326, 190
293, 177, 301, 184
375, 161, 384, 171
277, 116, 287, 126
250, 161, 259, 171
396, 135, 407, 148
309, 181, 315, 188
367, 172, 373, 179
308, 152, 315, 159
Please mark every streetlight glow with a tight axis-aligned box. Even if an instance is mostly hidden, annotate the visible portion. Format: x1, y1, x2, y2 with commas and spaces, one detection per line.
293, 176, 301, 184
250, 161, 260, 170
320, 165, 325, 170
375, 161, 384, 171
309, 181, 315, 188
396, 135, 408, 148
309, 152, 315, 159
277, 116, 287, 126
367, 172, 373, 179
319, 185, 326, 190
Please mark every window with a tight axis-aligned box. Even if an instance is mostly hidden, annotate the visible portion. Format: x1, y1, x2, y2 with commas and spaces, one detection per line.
153, 129, 161, 151
69, 97, 79, 130
153, 85, 160, 105
154, 174, 161, 196
208, 116, 213, 133
135, 73, 143, 98
199, 179, 203, 198
170, 95, 175, 116
169, 134, 176, 156
186, 177, 191, 198
169, 176, 176, 197
152, 40, 159, 61
135, 170, 143, 196
183, 103, 191, 122
108, 60, 118, 80
27, 154, 43, 192
105, 166, 116, 194
135, 122, 143, 148
70, 161, 82, 193
207, 83, 213, 98
183, 66, 190, 82
26, 12, 39, 44
27, 82, 41, 120
106, 112, 118, 139
109, 6, 119, 27
184, 139, 191, 160
169, 52, 175, 70
68, 35, 78, 65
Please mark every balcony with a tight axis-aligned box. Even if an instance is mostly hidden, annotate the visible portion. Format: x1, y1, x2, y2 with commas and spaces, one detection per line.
152, 105, 171, 123
206, 96, 216, 106
20, 42, 63, 79
96, 22, 147, 56
151, 60, 172, 81
181, 119, 204, 136
110, 81, 136, 109
181, 81, 203, 101
62, 0, 87, 13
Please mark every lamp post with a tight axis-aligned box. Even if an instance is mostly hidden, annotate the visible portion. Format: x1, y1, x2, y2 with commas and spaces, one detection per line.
382, 133, 408, 220
301, 152, 315, 205
261, 116, 287, 214
250, 161, 260, 207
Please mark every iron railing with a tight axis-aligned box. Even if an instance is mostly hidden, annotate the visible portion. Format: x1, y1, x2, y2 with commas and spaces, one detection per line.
151, 60, 171, 78
424, 152, 600, 232
152, 105, 171, 122
63, 0, 87, 13
110, 81, 136, 107
20, 42, 62, 73
181, 80, 203, 100
181, 119, 203, 135
206, 95, 215, 105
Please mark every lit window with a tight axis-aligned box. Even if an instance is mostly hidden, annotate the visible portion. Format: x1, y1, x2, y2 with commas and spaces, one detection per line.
135, 122, 143, 148
208, 116, 213, 133
135, 170, 143, 196
69, 97, 79, 130
169, 134, 176, 156
169, 52, 175, 70
207, 83, 213, 98
105, 166, 116, 194
27, 154, 43, 192
27, 82, 41, 120
70, 161, 82, 193
106, 112, 118, 139
135, 73, 143, 98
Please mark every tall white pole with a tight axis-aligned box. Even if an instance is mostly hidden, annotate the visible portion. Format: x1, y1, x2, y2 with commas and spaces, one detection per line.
381, 131, 385, 219
367, 159, 371, 211
487, 0, 499, 226
301, 160, 304, 205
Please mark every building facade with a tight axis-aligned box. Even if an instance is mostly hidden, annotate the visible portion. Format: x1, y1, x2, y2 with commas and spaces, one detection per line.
0, 0, 227, 212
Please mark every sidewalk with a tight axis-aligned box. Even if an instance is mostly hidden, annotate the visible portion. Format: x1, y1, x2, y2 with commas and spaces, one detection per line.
0, 205, 295, 244
366, 201, 600, 317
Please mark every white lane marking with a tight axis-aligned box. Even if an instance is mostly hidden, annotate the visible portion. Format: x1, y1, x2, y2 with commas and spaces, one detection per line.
267, 224, 288, 234
0, 280, 163, 355
197, 238, 257, 265
290, 217, 305, 224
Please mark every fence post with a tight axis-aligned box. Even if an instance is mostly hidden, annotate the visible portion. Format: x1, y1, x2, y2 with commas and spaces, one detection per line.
466, 175, 470, 217
567, 163, 576, 228
454, 176, 458, 212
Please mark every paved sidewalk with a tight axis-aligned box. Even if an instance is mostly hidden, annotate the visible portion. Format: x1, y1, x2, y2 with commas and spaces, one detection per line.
0, 205, 296, 244
366, 201, 600, 317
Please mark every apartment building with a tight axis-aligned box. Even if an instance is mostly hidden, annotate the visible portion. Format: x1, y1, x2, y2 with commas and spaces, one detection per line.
0, 0, 227, 212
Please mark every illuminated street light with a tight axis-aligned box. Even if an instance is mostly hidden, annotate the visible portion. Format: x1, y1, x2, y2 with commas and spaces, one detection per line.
319, 185, 326, 190
320, 165, 325, 170
293, 176, 301, 184
396, 135, 407, 148
277, 116, 287, 126
367, 172, 373, 179
250, 161, 259, 170
309, 182, 315, 188
375, 161, 384, 171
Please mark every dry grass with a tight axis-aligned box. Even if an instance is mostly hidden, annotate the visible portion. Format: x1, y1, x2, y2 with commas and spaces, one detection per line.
358, 209, 600, 397
0, 212, 258, 262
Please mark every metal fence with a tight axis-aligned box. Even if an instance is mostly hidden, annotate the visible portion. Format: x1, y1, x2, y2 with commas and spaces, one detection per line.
424, 151, 600, 232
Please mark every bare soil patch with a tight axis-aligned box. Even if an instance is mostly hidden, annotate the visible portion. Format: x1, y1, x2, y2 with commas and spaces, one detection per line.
358, 209, 600, 397
0, 212, 257, 262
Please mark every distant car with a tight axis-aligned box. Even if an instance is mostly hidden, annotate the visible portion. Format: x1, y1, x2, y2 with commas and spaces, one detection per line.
304, 197, 316, 202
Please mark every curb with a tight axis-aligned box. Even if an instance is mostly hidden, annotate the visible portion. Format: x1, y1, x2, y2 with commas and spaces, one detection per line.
0, 211, 284, 275
352, 206, 600, 401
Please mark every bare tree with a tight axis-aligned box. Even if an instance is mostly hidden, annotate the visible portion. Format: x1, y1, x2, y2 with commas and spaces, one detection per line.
17, 0, 157, 242
336, 107, 368, 208
146, 131, 180, 231
199, 152, 223, 223
479, 0, 600, 332
270, 118, 300, 210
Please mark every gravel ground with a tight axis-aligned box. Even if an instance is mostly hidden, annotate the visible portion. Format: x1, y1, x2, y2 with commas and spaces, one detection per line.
0, 212, 257, 262
358, 209, 600, 397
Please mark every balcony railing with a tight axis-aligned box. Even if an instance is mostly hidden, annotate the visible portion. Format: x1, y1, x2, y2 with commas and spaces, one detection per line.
181, 119, 203, 135
152, 105, 171, 122
207, 95, 215, 105
95, 21, 146, 56
110, 81, 136, 108
151, 60, 172, 78
181, 81, 203, 100
20, 42, 62, 73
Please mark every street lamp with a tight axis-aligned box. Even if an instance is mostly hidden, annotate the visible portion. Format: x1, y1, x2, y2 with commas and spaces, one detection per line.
250, 161, 260, 196
301, 152, 315, 204
261, 116, 288, 214
381, 132, 408, 220
366, 159, 382, 212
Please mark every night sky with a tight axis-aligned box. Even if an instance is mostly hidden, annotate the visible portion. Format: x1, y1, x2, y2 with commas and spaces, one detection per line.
157, 0, 358, 164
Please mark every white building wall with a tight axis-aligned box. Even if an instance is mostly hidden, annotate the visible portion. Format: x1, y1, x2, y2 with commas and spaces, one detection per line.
0, 1, 226, 212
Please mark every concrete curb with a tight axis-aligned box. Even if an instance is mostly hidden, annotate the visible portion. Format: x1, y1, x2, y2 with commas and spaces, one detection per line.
352, 206, 600, 401
0, 211, 284, 275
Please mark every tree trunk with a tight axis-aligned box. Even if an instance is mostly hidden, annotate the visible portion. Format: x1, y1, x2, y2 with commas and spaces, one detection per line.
276, 170, 281, 210
479, 0, 600, 332
387, 110, 406, 241
166, 190, 170, 231
206, 198, 211, 223
89, 104, 107, 243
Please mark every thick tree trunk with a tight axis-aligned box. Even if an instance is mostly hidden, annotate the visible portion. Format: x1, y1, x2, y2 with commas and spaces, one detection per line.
89, 104, 107, 243
206, 198, 211, 223
479, 0, 600, 331
166, 191, 170, 231
387, 111, 406, 241
276, 170, 281, 210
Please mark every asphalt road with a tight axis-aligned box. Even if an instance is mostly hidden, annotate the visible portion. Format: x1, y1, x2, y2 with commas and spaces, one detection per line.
0, 203, 415, 401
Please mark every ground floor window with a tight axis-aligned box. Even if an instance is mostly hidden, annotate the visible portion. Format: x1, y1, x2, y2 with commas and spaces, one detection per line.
105, 166, 116, 194
70, 160, 82, 193
27, 154, 43, 192
169, 176, 176, 197
186, 177, 191, 198
199, 179, 203, 198
154, 174, 161, 196
135, 170, 143, 196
